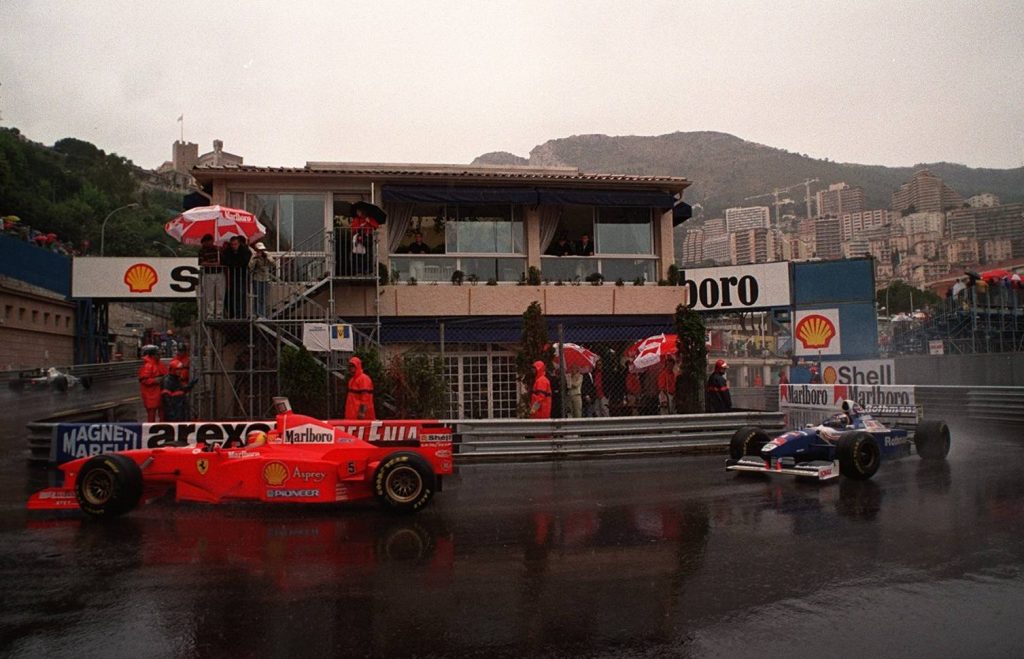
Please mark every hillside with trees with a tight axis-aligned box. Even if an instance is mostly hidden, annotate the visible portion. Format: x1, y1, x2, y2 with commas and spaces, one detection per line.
474, 131, 1024, 219
0, 127, 183, 256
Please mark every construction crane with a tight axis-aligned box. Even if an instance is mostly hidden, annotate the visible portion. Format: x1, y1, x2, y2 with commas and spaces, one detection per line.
744, 178, 820, 226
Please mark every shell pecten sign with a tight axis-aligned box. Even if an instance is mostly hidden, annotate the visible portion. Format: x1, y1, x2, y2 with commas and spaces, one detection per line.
794, 308, 842, 356
123, 263, 159, 293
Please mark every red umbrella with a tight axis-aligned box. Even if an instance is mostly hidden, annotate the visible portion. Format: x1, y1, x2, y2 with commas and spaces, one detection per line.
164, 205, 268, 246
624, 333, 679, 372
551, 343, 598, 373
981, 269, 1012, 283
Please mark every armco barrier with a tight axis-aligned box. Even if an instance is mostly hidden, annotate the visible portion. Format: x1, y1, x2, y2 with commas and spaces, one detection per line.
26, 397, 140, 463
27, 411, 784, 465
452, 411, 786, 462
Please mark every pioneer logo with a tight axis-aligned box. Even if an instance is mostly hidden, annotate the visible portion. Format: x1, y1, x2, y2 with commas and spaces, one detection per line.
284, 424, 335, 444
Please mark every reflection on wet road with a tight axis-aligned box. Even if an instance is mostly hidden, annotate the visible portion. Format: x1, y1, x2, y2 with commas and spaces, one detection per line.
2, 419, 1023, 657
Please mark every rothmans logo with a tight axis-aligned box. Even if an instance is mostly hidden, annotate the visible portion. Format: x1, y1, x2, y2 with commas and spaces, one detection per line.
284, 423, 335, 444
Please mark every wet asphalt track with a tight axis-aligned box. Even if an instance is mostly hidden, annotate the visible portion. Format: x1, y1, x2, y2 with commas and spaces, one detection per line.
1, 388, 1023, 658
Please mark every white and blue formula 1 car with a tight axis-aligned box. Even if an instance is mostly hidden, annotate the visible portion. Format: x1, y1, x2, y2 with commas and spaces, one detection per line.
726, 400, 950, 481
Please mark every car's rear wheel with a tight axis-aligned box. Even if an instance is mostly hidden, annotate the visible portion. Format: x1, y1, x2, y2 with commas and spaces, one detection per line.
914, 420, 951, 461
75, 454, 144, 517
52, 375, 69, 392
373, 452, 436, 513
837, 431, 881, 480
729, 426, 770, 460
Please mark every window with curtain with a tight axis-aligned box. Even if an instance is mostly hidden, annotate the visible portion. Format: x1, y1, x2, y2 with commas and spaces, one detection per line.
245, 193, 326, 251
445, 204, 523, 254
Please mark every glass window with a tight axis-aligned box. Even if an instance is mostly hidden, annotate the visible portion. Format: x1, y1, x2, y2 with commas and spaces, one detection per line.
245, 194, 326, 251
395, 204, 447, 253
446, 204, 523, 254
596, 207, 652, 255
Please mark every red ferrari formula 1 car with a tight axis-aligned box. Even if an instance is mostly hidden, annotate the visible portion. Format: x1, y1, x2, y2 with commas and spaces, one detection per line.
28, 398, 453, 517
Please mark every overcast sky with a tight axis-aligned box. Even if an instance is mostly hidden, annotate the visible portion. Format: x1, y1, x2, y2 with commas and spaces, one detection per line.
2, 0, 1022, 171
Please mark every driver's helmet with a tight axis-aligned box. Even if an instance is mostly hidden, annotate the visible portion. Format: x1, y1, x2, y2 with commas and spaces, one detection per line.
245, 430, 268, 447
823, 412, 849, 429
839, 399, 863, 420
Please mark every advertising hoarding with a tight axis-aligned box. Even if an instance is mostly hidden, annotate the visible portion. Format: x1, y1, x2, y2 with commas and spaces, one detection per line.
72, 257, 199, 299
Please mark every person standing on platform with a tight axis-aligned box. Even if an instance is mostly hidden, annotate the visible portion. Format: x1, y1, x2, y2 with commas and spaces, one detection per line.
566, 365, 584, 418
706, 359, 732, 413
138, 344, 167, 422
197, 234, 223, 318
344, 356, 376, 420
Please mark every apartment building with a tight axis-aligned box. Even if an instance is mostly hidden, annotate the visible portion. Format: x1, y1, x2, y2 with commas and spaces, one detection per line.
946, 203, 1024, 257
814, 217, 842, 260
890, 169, 963, 214
816, 182, 865, 218
839, 209, 893, 240
724, 206, 770, 232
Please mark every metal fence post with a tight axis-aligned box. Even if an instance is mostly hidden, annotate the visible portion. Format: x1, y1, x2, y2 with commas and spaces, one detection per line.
557, 323, 567, 419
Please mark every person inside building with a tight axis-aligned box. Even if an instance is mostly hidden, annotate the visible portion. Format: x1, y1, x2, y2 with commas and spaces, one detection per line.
344, 356, 376, 420
706, 359, 732, 413
138, 344, 167, 422
547, 233, 575, 257
529, 360, 552, 419
197, 233, 223, 318
407, 231, 430, 254
657, 355, 678, 414
576, 233, 594, 256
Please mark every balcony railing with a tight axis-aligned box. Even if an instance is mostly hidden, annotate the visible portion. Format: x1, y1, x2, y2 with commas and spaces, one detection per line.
541, 256, 656, 283
389, 255, 526, 283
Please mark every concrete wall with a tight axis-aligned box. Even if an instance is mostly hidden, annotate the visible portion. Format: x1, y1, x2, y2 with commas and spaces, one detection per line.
894, 353, 1024, 386
0, 282, 75, 370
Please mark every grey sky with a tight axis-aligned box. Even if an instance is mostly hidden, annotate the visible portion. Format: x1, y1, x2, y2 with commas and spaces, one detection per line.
2, 0, 1022, 170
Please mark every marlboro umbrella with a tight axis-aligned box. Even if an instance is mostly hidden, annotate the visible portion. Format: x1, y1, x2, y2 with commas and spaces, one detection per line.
624, 333, 679, 373
164, 205, 268, 246
551, 342, 599, 373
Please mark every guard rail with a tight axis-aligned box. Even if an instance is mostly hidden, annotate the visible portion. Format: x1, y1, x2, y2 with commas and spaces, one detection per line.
453, 411, 786, 462
1, 360, 142, 387
26, 396, 140, 463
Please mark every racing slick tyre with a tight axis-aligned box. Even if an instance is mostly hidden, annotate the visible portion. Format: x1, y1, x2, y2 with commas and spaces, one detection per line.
75, 454, 144, 518
373, 452, 436, 514
837, 431, 881, 481
914, 420, 951, 461
80, 376, 93, 390
52, 375, 69, 392
729, 426, 771, 460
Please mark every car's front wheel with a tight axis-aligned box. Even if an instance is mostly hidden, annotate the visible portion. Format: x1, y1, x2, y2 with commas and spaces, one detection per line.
729, 426, 770, 460
75, 454, 144, 517
373, 452, 436, 513
837, 431, 881, 480
914, 420, 951, 461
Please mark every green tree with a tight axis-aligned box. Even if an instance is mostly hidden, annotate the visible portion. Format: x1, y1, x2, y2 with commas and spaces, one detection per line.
515, 301, 552, 417
674, 304, 708, 414
875, 280, 940, 314
386, 349, 448, 418
279, 345, 329, 418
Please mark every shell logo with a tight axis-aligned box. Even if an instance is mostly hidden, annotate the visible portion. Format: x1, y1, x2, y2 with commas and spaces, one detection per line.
262, 461, 289, 487
823, 366, 838, 384
796, 314, 837, 349
123, 263, 158, 293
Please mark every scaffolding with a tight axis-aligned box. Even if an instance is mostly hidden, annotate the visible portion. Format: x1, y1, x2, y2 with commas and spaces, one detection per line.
194, 228, 380, 420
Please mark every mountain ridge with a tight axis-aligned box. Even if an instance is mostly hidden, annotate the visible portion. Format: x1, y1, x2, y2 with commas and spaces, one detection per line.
472, 131, 1024, 219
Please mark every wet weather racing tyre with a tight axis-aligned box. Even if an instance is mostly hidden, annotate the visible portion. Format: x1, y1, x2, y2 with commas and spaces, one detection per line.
837, 431, 881, 480
373, 452, 436, 513
914, 420, 951, 461
75, 454, 144, 517
729, 426, 770, 460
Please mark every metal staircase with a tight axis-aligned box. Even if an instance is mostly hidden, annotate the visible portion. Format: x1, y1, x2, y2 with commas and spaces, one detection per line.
195, 228, 382, 420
